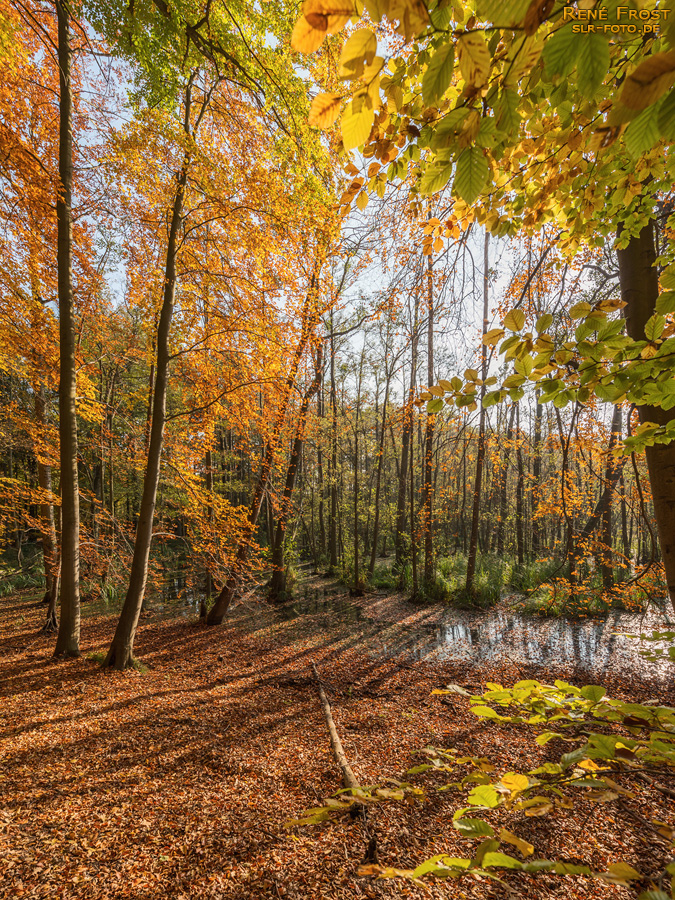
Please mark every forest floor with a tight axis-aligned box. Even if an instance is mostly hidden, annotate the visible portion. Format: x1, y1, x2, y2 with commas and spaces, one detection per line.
1, 580, 674, 900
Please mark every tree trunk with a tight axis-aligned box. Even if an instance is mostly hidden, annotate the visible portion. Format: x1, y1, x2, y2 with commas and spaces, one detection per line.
396, 298, 419, 576
35, 389, 59, 631
531, 397, 543, 556
269, 352, 323, 599
352, 347, 365, 593
466, 232, 489, 591
368, 365, 391, 578
422, 252, 435, 582
496, 405, 516, 556
105, 81, 195, 669
515, 406, 525, 566
54, 0, 80, 658
328, 322, 339, 573
617, 219, 675, 610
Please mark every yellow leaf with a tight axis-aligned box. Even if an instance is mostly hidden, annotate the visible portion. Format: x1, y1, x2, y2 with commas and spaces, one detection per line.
304, 0, 354, 33
458, 33, 490, 87
356, 190, 369, 210
308, 92, 342, 128
501, 773, 529, 793
524, 800, 552, 816
483, 327, 505, 345
621, 50, 675, 111
338, 27, 377, 79
499, 828, 534, 857
504, 308, 525, 331
387, 0, 430, 40
601, 862, 641, 885
341, 92, 374, 150
291, 15, 326, 53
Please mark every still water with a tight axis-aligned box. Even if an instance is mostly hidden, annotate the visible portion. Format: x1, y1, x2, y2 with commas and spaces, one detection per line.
252, 589, 674, 680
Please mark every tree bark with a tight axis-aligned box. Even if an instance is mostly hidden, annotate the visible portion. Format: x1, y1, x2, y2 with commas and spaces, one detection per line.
422, 252, 435, 582
617, 219, 675, 611
54, 0, 80, 657
35, 389, 59, 631
105, 80, 195, 669
368, 359, 391, 578
269, 350, 323, 599
466, 232, 489, 591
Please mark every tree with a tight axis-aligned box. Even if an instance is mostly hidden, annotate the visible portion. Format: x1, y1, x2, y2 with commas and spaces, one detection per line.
292, 0, 675, 608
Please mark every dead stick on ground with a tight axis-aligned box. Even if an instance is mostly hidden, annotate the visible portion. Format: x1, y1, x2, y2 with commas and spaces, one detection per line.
311, 661, 379, 865
311, 661, 359, 791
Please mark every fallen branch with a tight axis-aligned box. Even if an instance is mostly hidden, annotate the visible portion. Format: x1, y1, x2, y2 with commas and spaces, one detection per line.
311, 661, 359, 791
311, 661, 378, 864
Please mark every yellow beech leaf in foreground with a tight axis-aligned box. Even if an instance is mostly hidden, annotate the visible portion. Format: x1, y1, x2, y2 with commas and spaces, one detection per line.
458, 32, 490, 87
308, 92, 342, 128
291, 0, 354, 52
338, 28, 377, 79
620, 50, 675, 111
291, 15, 327, 53
341, 92, 374, 150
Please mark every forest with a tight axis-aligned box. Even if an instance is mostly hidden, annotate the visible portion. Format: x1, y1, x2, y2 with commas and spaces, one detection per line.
2, 0, 675, 898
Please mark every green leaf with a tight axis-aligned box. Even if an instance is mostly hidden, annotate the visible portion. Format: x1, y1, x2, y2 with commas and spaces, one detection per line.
576, 34, 610, 98
657, 87, 675, 139
453, 817, 496, 838
656, 290, 675, 313
454, 146, 489, 205
645, 314, 665, 341
423, 44, 455, 106
471, 705, 501, 719
482, 851, 523, 870
427, 397, 445, 413
477, 0, 530, 26
536, 313, 553, 332
560, 746, 589, 769
420, 160, 454, 194
580, 685, 606, 703
625, 104, 661, 157
569, 301, 591, 319
543, 25, 579, 80
468, 785, 501, 808
495, 89, 521, 136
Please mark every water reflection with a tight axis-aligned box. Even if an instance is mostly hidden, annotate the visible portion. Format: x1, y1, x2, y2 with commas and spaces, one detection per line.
269, 591, 672, 679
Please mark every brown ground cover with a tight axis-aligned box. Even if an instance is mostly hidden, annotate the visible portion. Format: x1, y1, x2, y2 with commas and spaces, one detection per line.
1, 588, 673, 900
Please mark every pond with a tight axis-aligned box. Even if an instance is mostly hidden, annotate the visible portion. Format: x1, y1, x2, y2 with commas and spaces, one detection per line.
234, 587, 675, 681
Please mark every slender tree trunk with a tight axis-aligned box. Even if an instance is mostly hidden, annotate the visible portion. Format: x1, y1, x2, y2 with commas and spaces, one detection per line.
422, 252, 435, 582
515, 405, 525, 566
410, 398, 418, 596
35, 389, 59, 631
54, 0, 80, 657
496, 405, 515, 556
105, 82, 195, 669
396, 299, 419, 575
269, 352, 323, 599
317, 379, 326, 556
466, 232, 489, 591
352, 348, 365, 593
618, 219, 675, 611
531, 397, 543, 556
368, 366, 391, 578
328, 323, 339, 573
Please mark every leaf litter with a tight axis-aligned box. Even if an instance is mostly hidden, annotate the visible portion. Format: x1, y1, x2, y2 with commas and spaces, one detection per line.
1, 588, 674, 900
